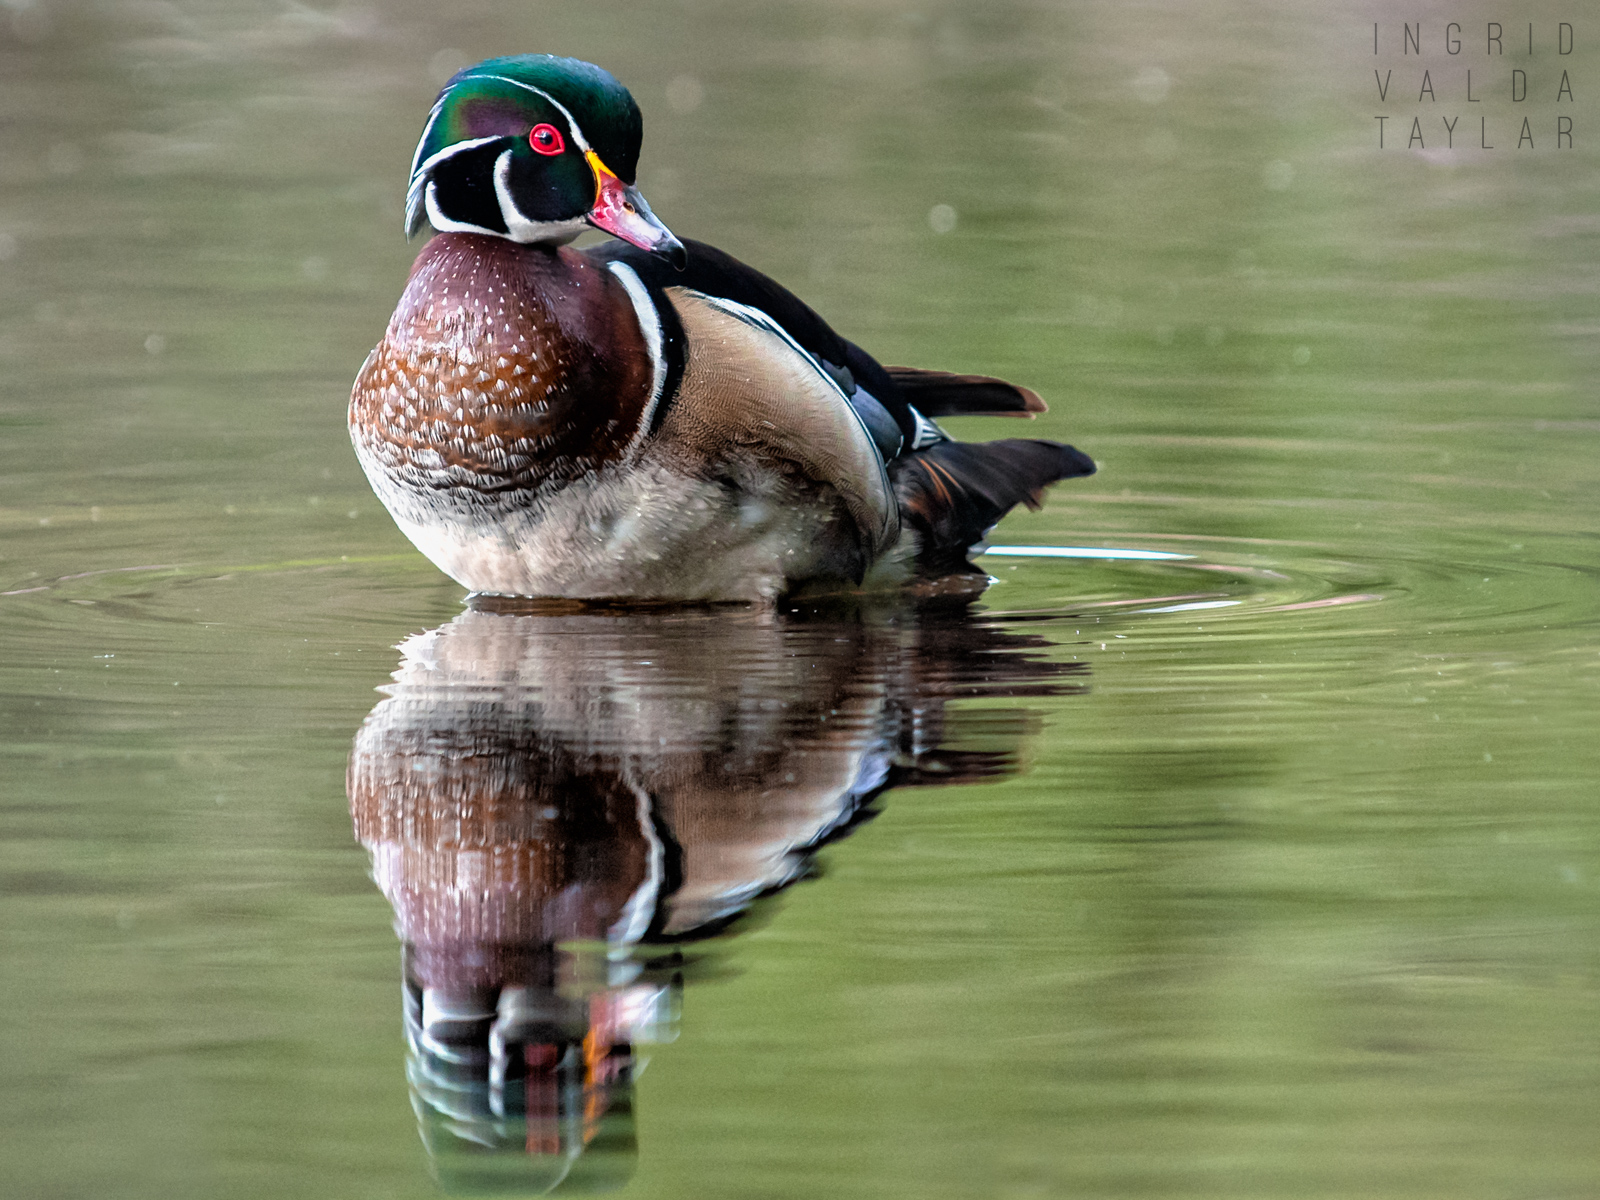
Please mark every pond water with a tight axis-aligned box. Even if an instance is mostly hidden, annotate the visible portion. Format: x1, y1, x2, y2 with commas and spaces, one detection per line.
3, 1, 1599, 1196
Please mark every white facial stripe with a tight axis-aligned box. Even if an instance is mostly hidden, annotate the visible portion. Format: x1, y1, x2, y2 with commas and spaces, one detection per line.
408, 91, 451, 181
490, 148, 526, 237
422, 179, 503, 237
606, 261, 666, 459
413, 134, 505, 179
489, 148, 590, 245
471, 73, 594, 153
407, 134, 508, 233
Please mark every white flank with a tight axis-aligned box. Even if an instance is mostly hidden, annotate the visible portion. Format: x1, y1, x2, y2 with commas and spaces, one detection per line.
692, 291, 895, 532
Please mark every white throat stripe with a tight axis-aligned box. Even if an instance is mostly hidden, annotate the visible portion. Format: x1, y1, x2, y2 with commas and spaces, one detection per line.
607, 261, 667, 459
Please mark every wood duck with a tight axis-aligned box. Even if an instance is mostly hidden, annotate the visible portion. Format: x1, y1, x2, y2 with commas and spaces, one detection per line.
350, 54, 1095, 602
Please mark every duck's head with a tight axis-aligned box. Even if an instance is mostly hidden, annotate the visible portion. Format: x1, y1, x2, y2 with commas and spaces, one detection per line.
405, 54, 684, 266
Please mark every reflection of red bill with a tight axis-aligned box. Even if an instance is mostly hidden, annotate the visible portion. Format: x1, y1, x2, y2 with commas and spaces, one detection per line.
585, 151, 685, 266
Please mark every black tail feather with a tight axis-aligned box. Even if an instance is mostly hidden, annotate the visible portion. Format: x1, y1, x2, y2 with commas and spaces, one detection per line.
889, 439, 1096, 576
883, 367, 1047, 418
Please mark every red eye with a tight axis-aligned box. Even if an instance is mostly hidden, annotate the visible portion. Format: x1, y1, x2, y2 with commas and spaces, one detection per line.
528, 123, 565, 156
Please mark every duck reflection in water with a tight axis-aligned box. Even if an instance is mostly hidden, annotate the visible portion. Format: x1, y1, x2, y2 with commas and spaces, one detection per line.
348, 599, 1085, 1193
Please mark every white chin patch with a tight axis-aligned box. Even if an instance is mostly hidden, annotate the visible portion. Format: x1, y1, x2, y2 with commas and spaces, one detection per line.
415, 147, 590, 244
493, 149, 589, 245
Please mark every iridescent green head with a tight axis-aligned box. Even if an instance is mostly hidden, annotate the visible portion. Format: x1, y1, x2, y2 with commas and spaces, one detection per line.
406, 54, 682, 264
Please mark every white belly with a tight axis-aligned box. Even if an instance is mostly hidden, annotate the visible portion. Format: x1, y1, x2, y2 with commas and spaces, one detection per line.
358, 443, 850, 601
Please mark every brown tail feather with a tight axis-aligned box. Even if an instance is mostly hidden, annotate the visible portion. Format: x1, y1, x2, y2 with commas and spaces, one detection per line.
889, 439, 1096, 576
884, 367, 1047, 418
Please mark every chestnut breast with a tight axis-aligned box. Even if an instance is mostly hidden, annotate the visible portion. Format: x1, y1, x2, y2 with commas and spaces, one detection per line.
350, 234, 655, 496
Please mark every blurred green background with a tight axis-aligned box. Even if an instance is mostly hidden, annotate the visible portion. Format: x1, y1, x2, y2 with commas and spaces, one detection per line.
2, 1, 1598, 1196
